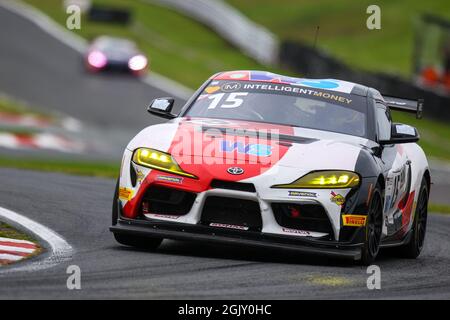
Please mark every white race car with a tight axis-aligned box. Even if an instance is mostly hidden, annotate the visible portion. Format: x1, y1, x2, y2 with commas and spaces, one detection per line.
110, 70, 430, 264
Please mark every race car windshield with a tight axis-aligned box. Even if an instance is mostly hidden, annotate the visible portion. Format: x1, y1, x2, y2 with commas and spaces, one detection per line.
185, 80, 367, 137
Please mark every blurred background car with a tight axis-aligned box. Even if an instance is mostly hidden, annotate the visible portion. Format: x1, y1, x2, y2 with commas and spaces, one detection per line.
84, 36, 148, 76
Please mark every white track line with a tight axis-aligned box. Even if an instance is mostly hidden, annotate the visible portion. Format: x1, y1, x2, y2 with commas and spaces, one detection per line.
0, 245, 35, 254
0, 237, 35, 245
0, 0, 194, 100
0, 207, 73, 274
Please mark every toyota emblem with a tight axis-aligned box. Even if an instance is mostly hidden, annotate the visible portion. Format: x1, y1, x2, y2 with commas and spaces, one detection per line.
227, 167, 244, 175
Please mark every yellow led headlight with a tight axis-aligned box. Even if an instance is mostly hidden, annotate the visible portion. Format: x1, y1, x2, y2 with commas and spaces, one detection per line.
132, 148, 197, 179
272, 171, 360, 189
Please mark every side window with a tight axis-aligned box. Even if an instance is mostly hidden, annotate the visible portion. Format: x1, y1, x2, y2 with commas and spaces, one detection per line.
375, 103, 391, 141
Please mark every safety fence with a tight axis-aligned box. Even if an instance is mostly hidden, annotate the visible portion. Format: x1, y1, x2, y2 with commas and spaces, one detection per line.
145, 0, 279, 65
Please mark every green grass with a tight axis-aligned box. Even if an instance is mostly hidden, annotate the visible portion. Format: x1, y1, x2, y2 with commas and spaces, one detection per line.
227, 0, 450, 77
0, 222, 39, 243
16, 0, 450, 165
0, 157, 119, 179
0, 96, 51, 118
23, 0, 282, 89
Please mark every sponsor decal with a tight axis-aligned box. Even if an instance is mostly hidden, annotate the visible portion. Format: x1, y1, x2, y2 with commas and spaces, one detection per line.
281, 227, 311, 236
205, 86, 220, 94
209, 223, 249, 230
220, 140, 272, 157
228, 72, 248, 79
148, 214, 180, 220
241, 83, 353, 104
330, 191, 345, 207
215, 71, 356, 93
227, 167, 245, 175
342, 215, 367, 227
298, 80, 339, 90
118, 187, 133, 201
248, 72, 355, 93
156, 175, 183, 184
221, 82, 242, 92
136, 169, 145, 184
288, 191, 317, 197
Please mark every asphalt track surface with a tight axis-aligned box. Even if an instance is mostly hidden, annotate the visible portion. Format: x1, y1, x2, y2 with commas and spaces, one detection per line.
0, 4, 184, 159
0, 168, 450, 299
1, 5, 450, 299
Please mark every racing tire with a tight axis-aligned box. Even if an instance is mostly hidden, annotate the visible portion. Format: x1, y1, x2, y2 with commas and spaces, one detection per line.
360, 185, 383, 265
396, 178, 429, 259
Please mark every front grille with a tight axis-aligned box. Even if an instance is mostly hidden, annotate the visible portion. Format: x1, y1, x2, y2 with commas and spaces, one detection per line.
201, 196, 262, 231
271, 203, 334, 239
141, 186, 196, 216
210, 179, 256, 192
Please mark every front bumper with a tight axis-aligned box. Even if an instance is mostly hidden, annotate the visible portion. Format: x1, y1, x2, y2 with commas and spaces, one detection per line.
110, 216, 363, 260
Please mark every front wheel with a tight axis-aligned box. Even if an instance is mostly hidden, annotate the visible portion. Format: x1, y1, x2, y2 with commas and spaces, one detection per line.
396, 178, 428, 258
360, 185, 383, 265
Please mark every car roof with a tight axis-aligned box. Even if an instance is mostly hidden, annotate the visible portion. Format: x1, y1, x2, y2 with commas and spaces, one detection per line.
212, 70, 371, 97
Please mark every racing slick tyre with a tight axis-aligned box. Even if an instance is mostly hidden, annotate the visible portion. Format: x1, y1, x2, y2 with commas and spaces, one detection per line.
360, 185, 383, 265
112, 179, 163, 250
396, 178, 429, 259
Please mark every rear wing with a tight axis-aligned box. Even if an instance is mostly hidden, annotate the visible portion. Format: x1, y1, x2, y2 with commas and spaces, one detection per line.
384, 96, 424, 119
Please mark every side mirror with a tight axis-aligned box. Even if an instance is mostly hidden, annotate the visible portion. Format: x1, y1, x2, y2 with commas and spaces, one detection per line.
380, 123, 420, 145
147, 97, 176, 119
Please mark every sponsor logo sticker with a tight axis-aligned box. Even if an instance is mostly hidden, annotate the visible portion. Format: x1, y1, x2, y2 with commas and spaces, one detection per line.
205, 86, 220, 94
118, 187, 133, 201
288, 191, 317, 197
282, 227, 311, 236
342, 215, 367, 227
147, 214, 180, 220
156, 175, 183, 184
220, 140, 272, 157
209, 223, 249, 230
330, 191, 345, 207
221, 82, 242, 92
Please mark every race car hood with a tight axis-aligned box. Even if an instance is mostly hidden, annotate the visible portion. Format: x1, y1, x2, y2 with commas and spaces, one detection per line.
127, 117, 370, 174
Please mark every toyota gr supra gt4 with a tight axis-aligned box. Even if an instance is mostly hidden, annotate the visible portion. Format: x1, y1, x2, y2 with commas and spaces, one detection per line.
110, 70, 431, 264
85, 36, 148, 75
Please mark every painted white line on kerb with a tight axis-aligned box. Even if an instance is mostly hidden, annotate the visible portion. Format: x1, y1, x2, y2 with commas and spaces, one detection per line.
0, 254, 23, 262
0, 245, 35, 254
0, 0, 194, 100
0, 207, 73, 274
0, 237, 35, 245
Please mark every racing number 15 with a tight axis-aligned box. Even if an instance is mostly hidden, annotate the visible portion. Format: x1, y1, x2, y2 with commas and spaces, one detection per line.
207, 92, 248, 109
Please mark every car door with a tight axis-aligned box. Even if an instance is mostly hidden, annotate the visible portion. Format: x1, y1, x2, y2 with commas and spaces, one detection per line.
377, 102, 411, 237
